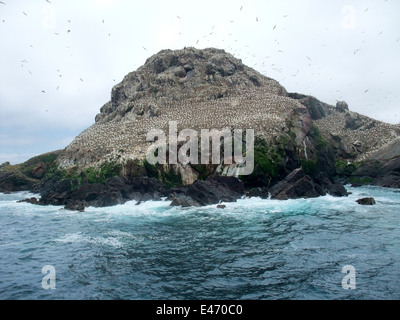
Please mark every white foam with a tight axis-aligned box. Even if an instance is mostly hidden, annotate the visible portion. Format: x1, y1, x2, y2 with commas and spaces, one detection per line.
54, 232, 123, 248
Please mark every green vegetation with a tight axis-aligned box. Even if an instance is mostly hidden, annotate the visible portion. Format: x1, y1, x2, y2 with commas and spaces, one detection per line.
144, 160, 183, 189
144, 159, 159, 178
44, 161, 122, 188
4, 151, 62, 181
85, 162, 121, 184
191, 164, 208, 181
162, 168, 183, 189
335, 160, 360, 176
309, 125, 326, 147
300, 159, 319, 176
240, 135, 290, 187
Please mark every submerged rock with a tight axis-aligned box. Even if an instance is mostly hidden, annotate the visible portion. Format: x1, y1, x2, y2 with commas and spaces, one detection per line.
356, 197, 376, 205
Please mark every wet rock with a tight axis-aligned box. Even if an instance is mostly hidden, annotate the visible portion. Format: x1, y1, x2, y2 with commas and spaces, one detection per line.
246, 187, 270, 199
169, 176, 245, 207
356, 197, 376, 205
17, 197, 40, 205
269, 168, 326, 200
65, 200, 86, 212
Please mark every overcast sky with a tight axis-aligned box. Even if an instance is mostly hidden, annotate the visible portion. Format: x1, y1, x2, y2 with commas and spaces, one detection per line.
1, 0, 399, 164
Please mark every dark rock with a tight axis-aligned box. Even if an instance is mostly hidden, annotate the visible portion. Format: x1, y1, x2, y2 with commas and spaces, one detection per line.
288, 93, 328, 120
314, 174, 349, 197
246, 187, 270, 199
352, 139, 400, 188
169, 175, 245, 207
31, 162, 46, 179
17, 197, 40, 205
0, 162, 11, 169
269, 168, 326, 200
326, 183, 349, 197
38, 175, 165, 209
336, 101, 349, 113
356, 197, 376, 205
65, 200, 86, 212
170, 194, 200, 207
40, 179, 74, 206
345, 113, 364, 130
217, 205, 226, 209
0, 171, 36, 192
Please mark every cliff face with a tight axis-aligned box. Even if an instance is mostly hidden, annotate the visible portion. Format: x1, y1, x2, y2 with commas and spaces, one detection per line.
1, 47, 399, 209
58, 47, 292, 170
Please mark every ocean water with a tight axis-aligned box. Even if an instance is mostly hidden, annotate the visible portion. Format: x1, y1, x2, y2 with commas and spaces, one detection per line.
0, 186, 399, 300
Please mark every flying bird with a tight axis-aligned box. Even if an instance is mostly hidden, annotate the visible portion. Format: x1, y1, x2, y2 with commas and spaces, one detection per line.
22, 11, 27, 16
240, 6, 243, 11
0, 1, 5, 5
306, 56, 311, 61
273, 25, 276, 30
42, 90, 46, 93
364, 89, 369, 94
354, 48, 361, 54
143, 46, 147, 51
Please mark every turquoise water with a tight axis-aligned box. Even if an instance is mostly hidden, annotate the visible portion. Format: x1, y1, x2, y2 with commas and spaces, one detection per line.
0, 186, 399, 300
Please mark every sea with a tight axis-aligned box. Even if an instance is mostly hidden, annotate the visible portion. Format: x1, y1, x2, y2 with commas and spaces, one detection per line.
0, 185, 399, 300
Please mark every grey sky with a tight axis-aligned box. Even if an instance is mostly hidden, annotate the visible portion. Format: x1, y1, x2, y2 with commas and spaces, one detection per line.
1, 0, 399, 164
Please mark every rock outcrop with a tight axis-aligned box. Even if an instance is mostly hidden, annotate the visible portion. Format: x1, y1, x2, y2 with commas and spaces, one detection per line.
2, 47, 399, 210
356, 197, 376, 206
269, 168, 348, 200
351, 138, 400, 188
167, 176, 245, 207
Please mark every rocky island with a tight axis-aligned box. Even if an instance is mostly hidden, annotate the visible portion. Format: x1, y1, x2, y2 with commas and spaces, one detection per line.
1, 47, 399, 211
